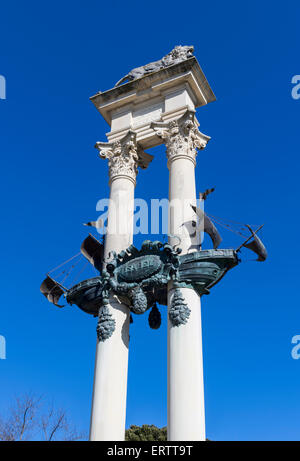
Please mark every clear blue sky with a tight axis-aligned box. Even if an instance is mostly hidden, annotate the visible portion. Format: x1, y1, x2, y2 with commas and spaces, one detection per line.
0, 0, 300, 441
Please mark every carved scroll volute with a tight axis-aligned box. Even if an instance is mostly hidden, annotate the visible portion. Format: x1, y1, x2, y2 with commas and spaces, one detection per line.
95, 131, 153, 185
95, 131, 140, 185
151, 110, 211, 168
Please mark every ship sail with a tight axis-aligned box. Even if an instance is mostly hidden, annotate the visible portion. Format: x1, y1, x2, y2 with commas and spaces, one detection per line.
80, 234, 104, 271
40, 275, 65, 307
243, 226, 267, 261
204, 213, 222, 249
191, 205, 222, 249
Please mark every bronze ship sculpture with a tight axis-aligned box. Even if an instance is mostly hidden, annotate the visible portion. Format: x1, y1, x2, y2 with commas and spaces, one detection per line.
40, 189, 267, 341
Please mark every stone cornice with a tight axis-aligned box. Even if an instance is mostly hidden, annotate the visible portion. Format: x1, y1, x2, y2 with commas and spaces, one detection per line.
90, 57, 216, 126
151, 110, 210, 168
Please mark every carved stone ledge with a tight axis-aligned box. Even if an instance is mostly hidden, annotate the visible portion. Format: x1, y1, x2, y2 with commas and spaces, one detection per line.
151, 110, 210, 167
95, 131, 153, 185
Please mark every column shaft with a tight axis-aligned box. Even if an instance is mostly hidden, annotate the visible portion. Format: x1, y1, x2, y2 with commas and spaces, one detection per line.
168, 156, 205, 441
168, 287, 205, 440
152, 111, 210, 441
89, 177, 134, 441
90, 131, 142, 441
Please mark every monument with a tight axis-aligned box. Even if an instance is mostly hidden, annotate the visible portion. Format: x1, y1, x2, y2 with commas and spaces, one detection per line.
40, 46, 267, 441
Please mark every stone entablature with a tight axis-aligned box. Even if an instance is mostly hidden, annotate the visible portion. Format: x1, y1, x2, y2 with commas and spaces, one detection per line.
90, 57, 216, 150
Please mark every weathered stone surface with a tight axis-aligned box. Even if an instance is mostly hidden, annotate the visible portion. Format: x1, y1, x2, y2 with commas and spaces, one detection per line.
90, 56, 216, 150
115, 45, 194, 86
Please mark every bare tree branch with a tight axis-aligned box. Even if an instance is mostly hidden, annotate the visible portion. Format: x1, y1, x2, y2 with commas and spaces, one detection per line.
0, 394, 86, 441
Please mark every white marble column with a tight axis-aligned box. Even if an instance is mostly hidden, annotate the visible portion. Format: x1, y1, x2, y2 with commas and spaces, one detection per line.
89, 131, 149, 441
153, 111, 210, 441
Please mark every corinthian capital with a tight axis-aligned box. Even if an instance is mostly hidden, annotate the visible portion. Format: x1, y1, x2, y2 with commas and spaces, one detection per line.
151, 110, 210, 167
95, 131, 153, 185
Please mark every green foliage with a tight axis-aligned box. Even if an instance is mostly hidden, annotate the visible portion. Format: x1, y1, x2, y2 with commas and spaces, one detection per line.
125, 424, 167, 441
